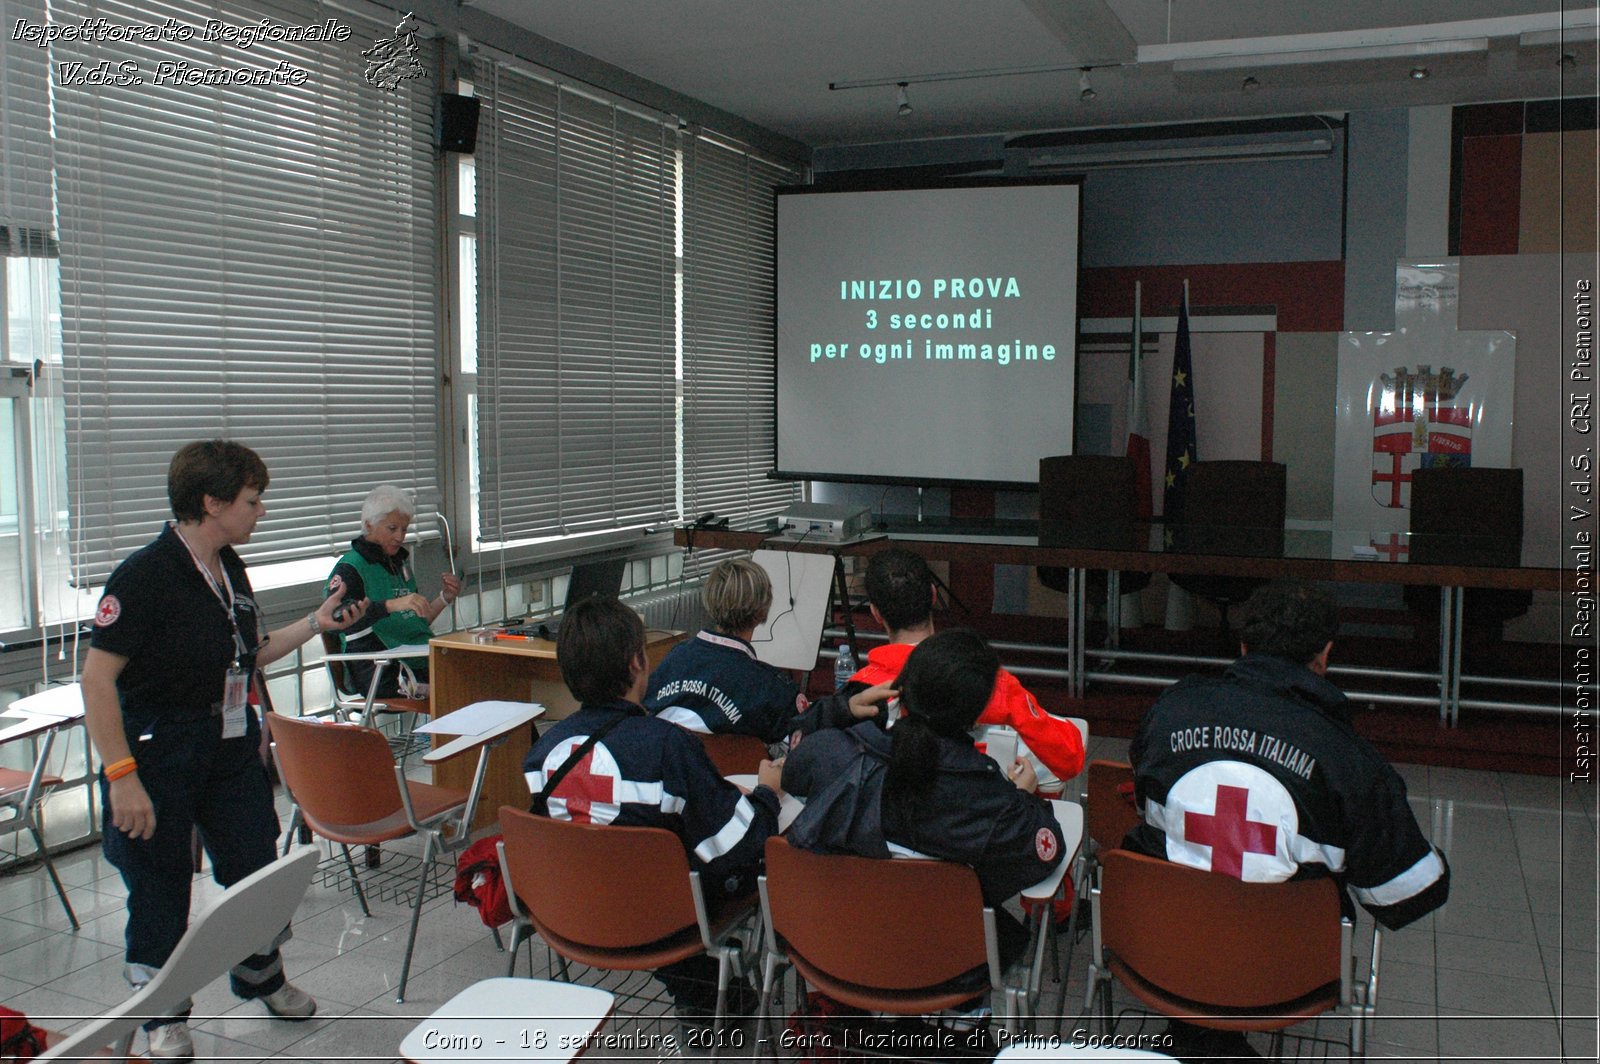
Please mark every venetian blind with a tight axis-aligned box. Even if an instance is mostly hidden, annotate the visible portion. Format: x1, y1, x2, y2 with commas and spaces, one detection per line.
474, 58, 675, 544
55, 0, 439, 582
682, 131, 800, 527
1, 0, 54, 247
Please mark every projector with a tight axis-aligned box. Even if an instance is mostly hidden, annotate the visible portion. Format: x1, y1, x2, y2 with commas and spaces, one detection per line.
777, 503, 872, 543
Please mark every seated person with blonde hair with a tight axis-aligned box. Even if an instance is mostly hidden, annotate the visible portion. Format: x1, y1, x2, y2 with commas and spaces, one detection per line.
644, 557, 879, 744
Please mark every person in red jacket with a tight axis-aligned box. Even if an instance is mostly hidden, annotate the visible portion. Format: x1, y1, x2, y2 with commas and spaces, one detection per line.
848, 548, 1084, 793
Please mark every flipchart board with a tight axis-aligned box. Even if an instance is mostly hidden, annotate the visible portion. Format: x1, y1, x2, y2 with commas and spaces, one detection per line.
749, 548, 836, 672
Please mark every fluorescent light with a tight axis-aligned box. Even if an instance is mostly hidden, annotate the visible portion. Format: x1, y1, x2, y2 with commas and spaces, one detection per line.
1141, 11, 1579, 65
1171, 38, 1487, 74
1522, 27, 1599, 49
1028, 138, 1334, 170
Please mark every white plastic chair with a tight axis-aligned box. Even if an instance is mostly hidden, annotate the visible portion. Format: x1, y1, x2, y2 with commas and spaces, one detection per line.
38, 847, 318, 1062
399, 978, 615, 1062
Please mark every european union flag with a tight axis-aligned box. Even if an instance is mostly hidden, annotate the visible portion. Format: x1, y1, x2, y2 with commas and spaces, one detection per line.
1163, 288, 1197, 542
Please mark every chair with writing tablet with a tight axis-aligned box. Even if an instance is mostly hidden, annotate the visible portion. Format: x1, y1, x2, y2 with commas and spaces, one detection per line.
0, 683, 88, 930
757, 836, 1046, 1044
37, 849, 317, 1062
496, 804, 757, 1054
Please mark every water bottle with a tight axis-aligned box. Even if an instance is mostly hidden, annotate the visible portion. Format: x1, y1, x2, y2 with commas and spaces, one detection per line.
833, 642, 856, 691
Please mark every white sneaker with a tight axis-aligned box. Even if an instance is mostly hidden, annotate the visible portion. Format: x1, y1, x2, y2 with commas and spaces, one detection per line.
261, 981, 317, 1020
146, 1021, 194, 1059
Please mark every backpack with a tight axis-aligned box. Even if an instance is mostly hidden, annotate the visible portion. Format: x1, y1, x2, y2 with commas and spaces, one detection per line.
451, 834, 513, 928
0, 1006, 45, 1061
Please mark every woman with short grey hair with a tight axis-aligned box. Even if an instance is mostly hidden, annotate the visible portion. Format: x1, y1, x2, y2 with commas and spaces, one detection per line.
324, 484, 462, 696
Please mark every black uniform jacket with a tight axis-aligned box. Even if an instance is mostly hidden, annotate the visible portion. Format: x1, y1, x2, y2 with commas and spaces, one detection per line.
1128, 653, 1449, 930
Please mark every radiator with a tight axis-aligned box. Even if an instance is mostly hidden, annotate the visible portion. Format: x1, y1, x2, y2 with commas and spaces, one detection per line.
628, 582, 709, 633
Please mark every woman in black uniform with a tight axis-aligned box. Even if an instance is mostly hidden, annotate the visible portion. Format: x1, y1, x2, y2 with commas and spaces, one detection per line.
81, 440, 366, 1060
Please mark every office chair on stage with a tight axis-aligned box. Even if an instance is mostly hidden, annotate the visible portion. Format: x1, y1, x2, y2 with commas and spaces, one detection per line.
1168, 460, 1287, 637
1403, 466, 1531, 644
1037, 455, 1152, 615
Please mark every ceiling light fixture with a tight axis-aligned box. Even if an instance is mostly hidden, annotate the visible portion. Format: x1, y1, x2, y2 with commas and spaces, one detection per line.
832, 61, 1110, 91
1078, 68, 1096, 102
1409, 66, 1430, 79
1028, 137, 1335, 171
895, 82, 912, 117
1164, 37, 1487, 74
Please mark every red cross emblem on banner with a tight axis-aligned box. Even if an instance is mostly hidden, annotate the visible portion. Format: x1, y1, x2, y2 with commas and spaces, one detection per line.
552, 748, 615, 824
1370, 366, 1473, 509
1184, 784, 1278, 879
1370, 533, 1409, 563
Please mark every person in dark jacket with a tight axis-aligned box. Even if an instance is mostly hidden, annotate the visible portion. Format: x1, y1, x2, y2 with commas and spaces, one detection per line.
844, 549, 1083, 792
523, 594, 782, 1036
783, 628, 1066, 983
1128, 580, 1450, 1062
644, 557, 873, 743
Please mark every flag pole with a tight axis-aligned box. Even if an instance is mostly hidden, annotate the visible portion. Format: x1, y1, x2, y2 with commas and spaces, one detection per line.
1164, 279, 1197, 632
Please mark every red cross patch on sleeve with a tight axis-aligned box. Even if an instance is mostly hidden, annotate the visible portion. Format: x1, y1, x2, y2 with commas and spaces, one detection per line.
94, 595, 121, 627
1035, 826, 1059, 862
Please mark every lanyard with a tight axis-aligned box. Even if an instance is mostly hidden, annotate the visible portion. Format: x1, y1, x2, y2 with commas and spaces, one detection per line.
172, 523, 249, 663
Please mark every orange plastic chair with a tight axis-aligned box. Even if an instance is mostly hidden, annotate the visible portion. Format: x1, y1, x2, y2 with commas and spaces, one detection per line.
758, 836, 1039, 1041
269, 714, 473, 1003
697, 732, 769, 776
496, 805, 757, 1044
1086, 761, 1139, 855
1088, 848, 1380, 1059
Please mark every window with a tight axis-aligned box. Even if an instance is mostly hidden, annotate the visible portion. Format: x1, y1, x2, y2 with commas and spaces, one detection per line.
682, 132, 801, 528
471, 61, 675, 548
52, 0, 440, 586
465, 57, 800, 558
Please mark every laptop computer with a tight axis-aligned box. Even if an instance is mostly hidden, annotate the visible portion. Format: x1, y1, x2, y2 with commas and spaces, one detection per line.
513, 557, 628, 641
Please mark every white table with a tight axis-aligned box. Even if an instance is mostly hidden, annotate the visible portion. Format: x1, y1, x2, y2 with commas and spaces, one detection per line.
724, 773, 806, 831
398, 977, 615, 1062
1020, 799, 1086, 1005
419, 701, 546, 829
7, 682, 85, 721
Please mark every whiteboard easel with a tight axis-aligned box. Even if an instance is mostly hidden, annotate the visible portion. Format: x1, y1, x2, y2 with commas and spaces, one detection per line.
748, 548, 836, 671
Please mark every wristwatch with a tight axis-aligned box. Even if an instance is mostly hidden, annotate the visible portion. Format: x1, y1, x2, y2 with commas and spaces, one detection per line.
306, 611, 322, 633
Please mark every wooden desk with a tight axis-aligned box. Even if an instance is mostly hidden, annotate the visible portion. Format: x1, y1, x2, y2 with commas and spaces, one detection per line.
428, 629, 685, 829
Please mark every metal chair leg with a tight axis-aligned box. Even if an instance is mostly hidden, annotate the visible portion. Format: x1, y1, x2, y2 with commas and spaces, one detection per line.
338, 844, 372, 916
395, 835, 435, 1003
27, 821, 78, 930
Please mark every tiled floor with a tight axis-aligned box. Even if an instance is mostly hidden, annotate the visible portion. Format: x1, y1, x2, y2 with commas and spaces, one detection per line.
1, 733, 1596, 1062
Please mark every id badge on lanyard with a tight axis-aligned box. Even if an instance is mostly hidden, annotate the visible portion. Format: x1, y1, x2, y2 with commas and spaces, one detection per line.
175, 526, 253, 740
222, 664, 250, 740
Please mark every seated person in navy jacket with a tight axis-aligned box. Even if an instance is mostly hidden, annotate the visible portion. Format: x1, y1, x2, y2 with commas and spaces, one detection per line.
523, 594, 782, 1031
644, 558, 871, 743
1129, 581, 1450, 1061
1129, 581, 1449, 929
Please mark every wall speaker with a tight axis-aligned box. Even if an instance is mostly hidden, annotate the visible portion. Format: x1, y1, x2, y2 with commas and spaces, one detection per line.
436, 93, 480, 154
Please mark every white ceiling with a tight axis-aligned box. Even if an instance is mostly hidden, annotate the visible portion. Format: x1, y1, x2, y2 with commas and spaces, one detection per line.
463, 1, 1597, 149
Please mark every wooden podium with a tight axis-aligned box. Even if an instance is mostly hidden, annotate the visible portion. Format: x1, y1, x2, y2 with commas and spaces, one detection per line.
428, 629, 685, 830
